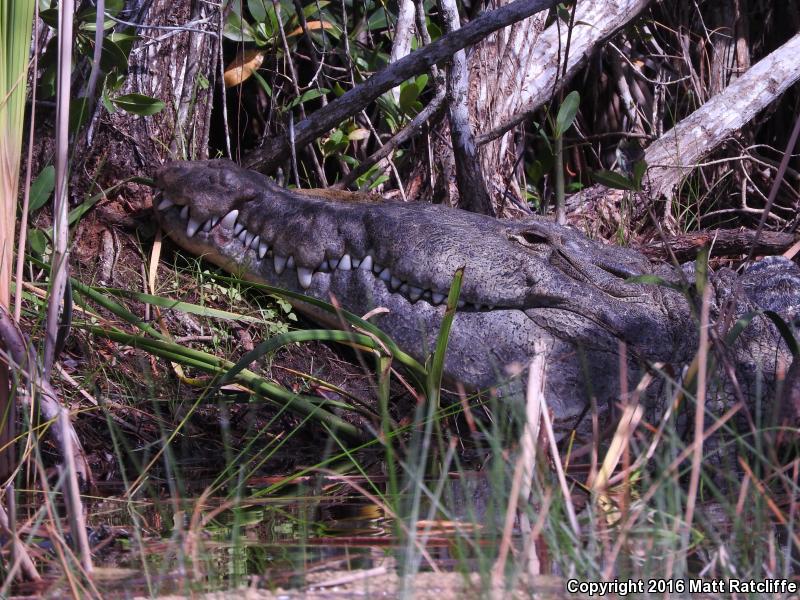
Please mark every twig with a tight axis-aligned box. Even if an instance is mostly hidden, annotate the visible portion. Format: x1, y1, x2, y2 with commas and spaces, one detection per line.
218, 7, 231, 159
332, 91, 446, 189
744, 111, 800, 266
44, 0, 73, 377
682, 284, 711, 560
60, 409, 93, 575
105, 14, 217, 37
492, 344, 546, 593
0, 307, 91, 484
0, 497, 41, 584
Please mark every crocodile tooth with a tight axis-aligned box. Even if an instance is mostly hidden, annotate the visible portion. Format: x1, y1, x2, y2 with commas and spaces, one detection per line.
422, 290, 432, 302
237, 229, 248, 243
157, 198, 174, 211
373, 262, 383, 275
319, 260, 329, 271
379, 268, 391, 282
431, 292, 445, 305
180, 205, 189, 220
351, 256, 361, 268
358, 255, 372, 271
287, 256, 295, 269
297, 267, 313, 289
220, 210, 238, 230
274, 254, 288, 274
210, 216, 219, 228
202, 220, 212, 232
244, 231, 255, 247
473, 303, 484, 311
408, 285, 423, 301
328, 257, 339, 269
390, 276, 401, 290
250, 235, 261, 250
234, 222, 245, 236
186, 217, 201, 237
258, 242, 269, 259
338, 254, 352, 270
487, 305, 495, 310
398, 283, 409, 294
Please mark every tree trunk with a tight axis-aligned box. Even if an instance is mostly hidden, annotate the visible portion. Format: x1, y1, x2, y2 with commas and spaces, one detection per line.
72, 0, 219, 189
66, 0, 219, 288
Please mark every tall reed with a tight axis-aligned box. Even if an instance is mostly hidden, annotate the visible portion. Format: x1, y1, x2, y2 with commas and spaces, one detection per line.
0, 0, 36, 481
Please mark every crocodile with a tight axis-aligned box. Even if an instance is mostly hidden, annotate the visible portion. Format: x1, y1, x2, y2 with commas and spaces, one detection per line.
153, 159, 800, 431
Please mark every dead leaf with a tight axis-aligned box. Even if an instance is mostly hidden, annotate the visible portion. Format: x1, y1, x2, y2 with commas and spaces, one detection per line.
224, 49, 265, 88
287, 20, 335, 37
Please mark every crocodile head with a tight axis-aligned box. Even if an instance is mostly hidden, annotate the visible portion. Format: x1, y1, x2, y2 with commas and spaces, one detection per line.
153, 160, 706, 421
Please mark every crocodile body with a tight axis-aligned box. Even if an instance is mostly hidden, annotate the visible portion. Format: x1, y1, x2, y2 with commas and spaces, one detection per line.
154, 160, 799, 428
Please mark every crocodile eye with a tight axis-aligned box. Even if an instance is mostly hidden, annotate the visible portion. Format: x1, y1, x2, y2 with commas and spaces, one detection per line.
518, 229, 549, 245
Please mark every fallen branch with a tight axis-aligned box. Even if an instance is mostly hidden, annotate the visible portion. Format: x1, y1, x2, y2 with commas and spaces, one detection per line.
568, 32, 800, 226
639, 229, 799, 262
243, 0, 560, 172
645, 32, 800, 199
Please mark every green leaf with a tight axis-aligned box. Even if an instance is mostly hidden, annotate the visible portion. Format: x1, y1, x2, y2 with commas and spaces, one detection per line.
366, 9, 388, 31
415, 73, 428, 92
248, 0, 269, 23
39, 8, 59, 28
27, 229, 50, 259
625, 274, 685, 293
104, 0, 125, 17
398, 81, 420, 115
112, 93, 165, 116
555, 90, 580, 138
288, 87, 328, 109
108, 32, 139, 54
69, 97, 92, 133
426, 20, 441, 41
100, 287, 262, 323
28, 166, 55, 212
303, 0, 330, 18
347, 128, 370, 141
251, 70, 272, 97
526, 159, 543, 184
632, 159, 647, 189
224, 12, 256, 43
99, 38, 130, 73
592, 169, 637, 191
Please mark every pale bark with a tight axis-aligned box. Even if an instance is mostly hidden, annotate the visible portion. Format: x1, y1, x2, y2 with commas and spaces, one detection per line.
74, 0, 219, 181
389, 0, 417, 66
644, 32, 800, 199
475, 0, 653, 147
441, 0, 493, 214
567, 31, 800, 232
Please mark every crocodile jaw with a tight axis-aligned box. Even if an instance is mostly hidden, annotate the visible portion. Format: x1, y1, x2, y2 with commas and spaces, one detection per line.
152, 160, 695, 398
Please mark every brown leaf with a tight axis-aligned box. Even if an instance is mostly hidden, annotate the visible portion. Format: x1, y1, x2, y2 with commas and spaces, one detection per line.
224, 49, 265, 88
287, 20, 335, 37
